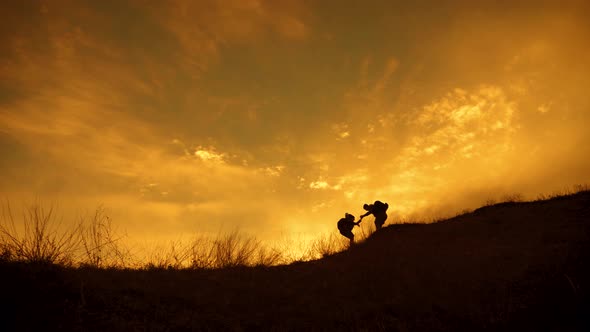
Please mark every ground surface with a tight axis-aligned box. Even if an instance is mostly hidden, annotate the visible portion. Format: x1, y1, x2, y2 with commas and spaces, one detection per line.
1, 192, 589, 331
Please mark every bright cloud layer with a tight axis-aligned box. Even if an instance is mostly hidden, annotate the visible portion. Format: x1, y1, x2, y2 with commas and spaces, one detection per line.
1, 1, 589, 244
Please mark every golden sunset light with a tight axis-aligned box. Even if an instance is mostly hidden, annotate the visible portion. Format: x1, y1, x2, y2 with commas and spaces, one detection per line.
1, 0, 589, 252
3, 2, 590, 331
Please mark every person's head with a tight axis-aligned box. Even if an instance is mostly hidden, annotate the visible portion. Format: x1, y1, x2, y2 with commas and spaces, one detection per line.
344, 213, 355, 221
363, 203, 370, 211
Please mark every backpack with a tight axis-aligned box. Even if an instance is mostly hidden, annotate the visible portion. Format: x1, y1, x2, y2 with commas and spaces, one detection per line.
373, 200, 389, 213
337, 218, 352, 232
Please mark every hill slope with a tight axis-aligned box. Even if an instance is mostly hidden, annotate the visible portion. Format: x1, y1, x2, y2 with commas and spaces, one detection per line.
2, 192, 589, 331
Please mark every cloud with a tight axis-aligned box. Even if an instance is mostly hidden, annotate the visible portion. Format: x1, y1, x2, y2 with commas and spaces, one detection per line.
194, 147, 226, 163
0, 0, 304, 238
144, 0, 310, 72
1, 0, 589, 247
309, 180, 330, 190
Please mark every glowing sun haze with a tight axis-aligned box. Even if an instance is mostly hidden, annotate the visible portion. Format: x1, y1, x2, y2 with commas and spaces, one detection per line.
1, 1, 589, 243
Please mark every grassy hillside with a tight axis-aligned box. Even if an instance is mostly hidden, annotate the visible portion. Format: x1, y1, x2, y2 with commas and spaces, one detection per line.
1, 191, 589, 331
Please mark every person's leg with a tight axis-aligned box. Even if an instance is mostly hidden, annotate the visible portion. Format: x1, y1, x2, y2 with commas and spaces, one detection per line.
375, 214, 387, 230
344, 231, 354, 245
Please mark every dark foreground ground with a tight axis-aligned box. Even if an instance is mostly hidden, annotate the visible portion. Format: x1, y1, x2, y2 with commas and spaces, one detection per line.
1, 192, 589, 331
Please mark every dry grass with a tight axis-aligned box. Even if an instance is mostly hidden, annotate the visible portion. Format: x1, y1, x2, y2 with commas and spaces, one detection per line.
479, 184, 590, 209
305, 232, 348, 258
0, 201, 294, 269
0, 201, 128, 267
536, 183, 589, 201
2, 189, 588, 331
501, 193, 524, 203
142, 230, 344, 269
142, 231, 285, 270
0, 201, 81, 265
4, 183, 587, 270
80, 206, 128, 268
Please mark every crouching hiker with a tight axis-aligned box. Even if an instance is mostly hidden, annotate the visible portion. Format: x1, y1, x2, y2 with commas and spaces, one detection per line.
359, 200, 389, 231
337, 213, 361, 244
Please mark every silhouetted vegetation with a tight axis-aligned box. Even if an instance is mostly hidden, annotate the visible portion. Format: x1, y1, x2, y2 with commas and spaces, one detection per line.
0, 201, 354, 269
0, 202, 81, 265
80, 206, 128, 268
1, 187, 589, 331
143, 230, 285, 269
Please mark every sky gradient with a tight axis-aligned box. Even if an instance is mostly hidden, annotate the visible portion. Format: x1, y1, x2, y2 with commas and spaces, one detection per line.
1, 0, 590, 244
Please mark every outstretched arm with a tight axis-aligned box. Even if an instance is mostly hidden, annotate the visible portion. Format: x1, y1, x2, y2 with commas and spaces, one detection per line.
356, 211, 371, 225
359, 211, 372, 219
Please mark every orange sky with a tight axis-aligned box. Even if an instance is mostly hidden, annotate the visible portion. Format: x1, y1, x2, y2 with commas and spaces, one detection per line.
1, 1, 590, 244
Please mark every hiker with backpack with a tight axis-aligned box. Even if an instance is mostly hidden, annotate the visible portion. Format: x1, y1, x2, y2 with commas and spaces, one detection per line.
337, 213, 361, 244
359, 200, 389, 230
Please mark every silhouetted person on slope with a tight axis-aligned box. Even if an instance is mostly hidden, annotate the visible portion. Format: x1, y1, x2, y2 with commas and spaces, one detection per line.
337, 213, 361, 244
359, 200, 389, 230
